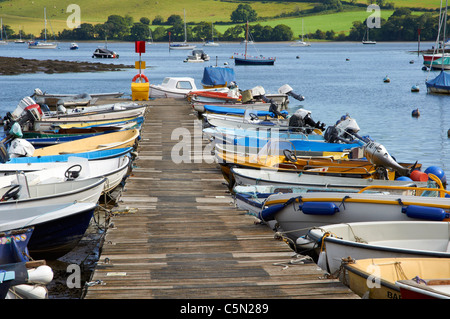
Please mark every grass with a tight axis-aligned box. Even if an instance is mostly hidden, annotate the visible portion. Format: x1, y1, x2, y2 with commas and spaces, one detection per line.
0, 0, 317, 35
0, 0, 442, 37
354, 0, 442, 9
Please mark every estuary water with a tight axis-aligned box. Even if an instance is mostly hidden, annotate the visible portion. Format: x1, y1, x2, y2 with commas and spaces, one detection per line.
0, 40, 449, 174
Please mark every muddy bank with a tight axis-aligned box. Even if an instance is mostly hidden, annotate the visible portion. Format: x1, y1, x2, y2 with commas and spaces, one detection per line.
0, 56, 133, 76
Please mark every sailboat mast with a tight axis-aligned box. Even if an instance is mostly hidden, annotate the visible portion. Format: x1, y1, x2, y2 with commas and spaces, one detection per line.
44, 7, 47, 42
245, 21, 248, 59
443, 0, 448, 71
301, 19, 304, 42
184, 9, 187, 43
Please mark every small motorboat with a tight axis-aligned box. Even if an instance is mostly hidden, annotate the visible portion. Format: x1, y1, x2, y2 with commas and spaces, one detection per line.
28, 129, 139, 157
149, 77, 198, 99
70, 42, 78, 50
92, 47, 118, 59
0, 155, 131, 193
305, 221, 450, 275
184, 49, 210, 63
0, 202, 98, 259
344, 257, 450, 299
259, 183, 450, 244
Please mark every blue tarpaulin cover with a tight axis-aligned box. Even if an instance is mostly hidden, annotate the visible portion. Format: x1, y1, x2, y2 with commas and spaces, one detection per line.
201, 66, 236, 87
426, 70, 450, 90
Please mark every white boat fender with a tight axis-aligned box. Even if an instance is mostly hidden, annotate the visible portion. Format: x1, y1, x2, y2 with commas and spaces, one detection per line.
27, 265, 54, 285
401, 205, 449, 221
10, 284, 48, 299
300, 202, 340, 215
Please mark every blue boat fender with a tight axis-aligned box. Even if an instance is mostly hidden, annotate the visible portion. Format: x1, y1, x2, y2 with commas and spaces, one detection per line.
402, 205, 450, 221
300, 202, 340, 215
258, 204, 285, 221
258, 196, 301, 221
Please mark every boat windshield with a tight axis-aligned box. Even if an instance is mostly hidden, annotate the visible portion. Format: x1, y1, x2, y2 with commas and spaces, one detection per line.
176, 81, 193, 90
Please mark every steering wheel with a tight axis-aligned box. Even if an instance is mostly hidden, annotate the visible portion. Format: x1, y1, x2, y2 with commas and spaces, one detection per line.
65, 164, 82, 180
249, 113, 259, 121
283, 149, 298, 163
1, 184, 21, 202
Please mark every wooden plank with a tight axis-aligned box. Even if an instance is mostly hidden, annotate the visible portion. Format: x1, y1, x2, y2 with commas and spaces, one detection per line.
84, 99, 359, 300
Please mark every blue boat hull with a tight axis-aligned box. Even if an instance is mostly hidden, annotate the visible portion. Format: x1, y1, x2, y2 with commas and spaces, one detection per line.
234, 57, 275, 65
27, 205, 96, 260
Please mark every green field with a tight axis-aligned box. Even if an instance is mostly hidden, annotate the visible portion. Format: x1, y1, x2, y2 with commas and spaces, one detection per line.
0, 0, 441, 37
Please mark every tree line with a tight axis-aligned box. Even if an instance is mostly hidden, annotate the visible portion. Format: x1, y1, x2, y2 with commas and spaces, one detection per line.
1, 4, 445, 42
308, 8, 443, 42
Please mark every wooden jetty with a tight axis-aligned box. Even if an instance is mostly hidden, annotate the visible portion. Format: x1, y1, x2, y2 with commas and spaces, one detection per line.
84, 99, 359, 300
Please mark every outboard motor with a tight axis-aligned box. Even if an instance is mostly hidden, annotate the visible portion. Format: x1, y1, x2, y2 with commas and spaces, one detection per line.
8, 138, 35, 158
288, 109, 324, 133
261, 96, 286, 119
364, 141, 410, 176
324, 114, 367, 144
278, 84, 305, 102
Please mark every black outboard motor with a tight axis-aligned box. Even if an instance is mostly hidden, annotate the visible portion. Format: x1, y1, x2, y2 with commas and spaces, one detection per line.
262, 96, 286, 119
288, 109, 325, 133
286, 91, 305, 102
278, 84, 305, 101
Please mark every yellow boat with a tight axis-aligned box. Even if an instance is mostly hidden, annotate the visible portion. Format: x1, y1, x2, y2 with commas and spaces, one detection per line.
344, 257, 450, 299
215, 150, 419, 185
32, 129, 140, 156
38, 116, 143, 131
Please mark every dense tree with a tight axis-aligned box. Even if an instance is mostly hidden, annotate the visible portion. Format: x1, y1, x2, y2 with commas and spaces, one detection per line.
230, 4, 258, 23
128, 22, 149, 41
222, 25, 245, 41
271, 24, 293, 41
167, 14, 182, 26
104, 15, 131, 39
140, 17, 150, 25
152, 15, 164, 25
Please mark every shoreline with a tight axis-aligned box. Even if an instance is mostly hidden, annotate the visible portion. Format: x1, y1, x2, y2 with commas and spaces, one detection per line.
0, 56, 133, 76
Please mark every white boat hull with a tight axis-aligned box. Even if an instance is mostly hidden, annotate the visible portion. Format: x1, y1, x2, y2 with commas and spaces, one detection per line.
261, 191, 450, 241
204, 113, 289, 130
0, 155, 131, 193
0, 177, 106, 211
306, 221, 450, 274
231, 167, 428, 190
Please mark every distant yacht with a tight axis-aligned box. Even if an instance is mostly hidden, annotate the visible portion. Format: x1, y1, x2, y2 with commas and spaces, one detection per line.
28, 8, 58, 49
0, 18, 8, 45
290, 19, 311, 47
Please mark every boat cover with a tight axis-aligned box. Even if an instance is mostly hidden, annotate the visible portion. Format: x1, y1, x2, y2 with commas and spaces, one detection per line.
426, 70, 450, 90
201, 66, 236, 87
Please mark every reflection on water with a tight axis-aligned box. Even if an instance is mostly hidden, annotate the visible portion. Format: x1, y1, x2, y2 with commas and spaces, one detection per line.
0, 40, 449, 172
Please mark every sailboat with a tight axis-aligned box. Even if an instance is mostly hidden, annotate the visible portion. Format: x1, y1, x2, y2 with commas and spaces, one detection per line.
0, 18, 8, 45
204, 23, 219, 47
169, 9, 196, 50
426, 0, 450, 94
15, 26, 25, 43
147, 26, 154, 45
290, 19, 310, 47
362, 27, 376, 44
28, 8, 57, 49
233, 21, 276, 65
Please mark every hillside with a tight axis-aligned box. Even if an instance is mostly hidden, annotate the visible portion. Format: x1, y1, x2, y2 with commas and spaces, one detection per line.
0, 0, 442, 37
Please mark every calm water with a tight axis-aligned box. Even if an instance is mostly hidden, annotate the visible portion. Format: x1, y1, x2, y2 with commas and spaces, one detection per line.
0, 40, 449, 174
